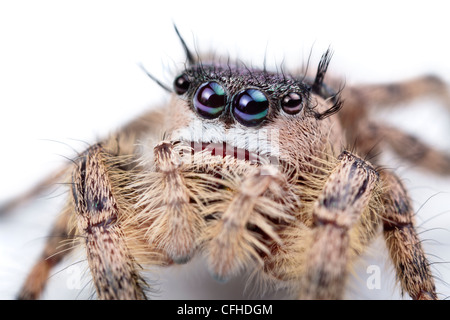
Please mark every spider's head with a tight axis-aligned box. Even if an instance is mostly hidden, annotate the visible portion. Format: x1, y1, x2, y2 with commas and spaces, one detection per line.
145, 26, 343, 166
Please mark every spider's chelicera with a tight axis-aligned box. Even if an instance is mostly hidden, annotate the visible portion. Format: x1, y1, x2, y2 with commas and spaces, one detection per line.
3, 26, 449, 300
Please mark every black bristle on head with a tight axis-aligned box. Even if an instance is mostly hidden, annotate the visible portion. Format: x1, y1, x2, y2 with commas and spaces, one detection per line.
312, 48, 333, 94
314, 96, 344, 120
173, 24, 196, 65
138, 26, 196, 94
309, 48, 344, 120
138, 63, 173, 93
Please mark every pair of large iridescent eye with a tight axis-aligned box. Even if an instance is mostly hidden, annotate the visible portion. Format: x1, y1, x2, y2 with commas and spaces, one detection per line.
174, 74, 303, 127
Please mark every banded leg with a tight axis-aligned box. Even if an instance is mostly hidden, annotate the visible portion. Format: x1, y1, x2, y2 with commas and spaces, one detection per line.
368, 122, 450, 174
73, 144, 146, 300
300, 151, 379, 299
339, 75, 450, 166
345, 75, 449, 109
17, 205, 73, 299
380, 170, 437, 300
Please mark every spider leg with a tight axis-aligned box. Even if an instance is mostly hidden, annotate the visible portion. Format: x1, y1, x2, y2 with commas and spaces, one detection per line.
348, 118, 450, 174
339, 75, 450, 168
0, 108, 164, 216
344, 75, 449, 110
0, 166, 69, 216
206, 166, 290, 282
7, 109, 164, 299
17, 204, 73, 299
72, 144, 146, 300
369, 122, 450, 174
142, 141, 205, 264
299, 151, 379, 299
380, 170, 437, 300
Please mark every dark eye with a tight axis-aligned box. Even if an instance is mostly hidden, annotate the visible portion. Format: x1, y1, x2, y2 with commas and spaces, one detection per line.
232, 89, 269, 127
193, 82, 226, 119
174, 74, 191, 95
281, 92, 303, 115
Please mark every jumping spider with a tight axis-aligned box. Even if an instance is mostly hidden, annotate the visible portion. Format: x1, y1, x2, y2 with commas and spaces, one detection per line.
2, 26, 449, 300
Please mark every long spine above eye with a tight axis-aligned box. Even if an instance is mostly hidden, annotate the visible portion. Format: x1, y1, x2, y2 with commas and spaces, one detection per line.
138, 26, 195, 94
173, 24, 196, 66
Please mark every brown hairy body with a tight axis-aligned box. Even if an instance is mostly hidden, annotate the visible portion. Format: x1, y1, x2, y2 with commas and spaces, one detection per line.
3, 28, 449, 300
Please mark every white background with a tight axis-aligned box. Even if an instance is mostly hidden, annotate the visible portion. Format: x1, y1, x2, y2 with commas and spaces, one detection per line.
0, 0, 450, 299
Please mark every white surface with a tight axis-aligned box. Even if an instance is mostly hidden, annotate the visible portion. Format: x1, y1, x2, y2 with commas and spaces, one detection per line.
0, 0, 450, 299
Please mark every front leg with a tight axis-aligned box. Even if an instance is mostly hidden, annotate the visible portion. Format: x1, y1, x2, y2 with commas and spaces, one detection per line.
141, 141, 205, 263
300, 151, 379, 299
380, 170, 437, 300
206, 165, 293, 282
73, 144, 146, 300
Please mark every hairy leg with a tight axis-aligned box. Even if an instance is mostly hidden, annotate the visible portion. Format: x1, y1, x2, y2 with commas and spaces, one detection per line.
0, 108, 164, 216
0, 167, 69, 216
16, 131, 146, 299
72, 144, 146, 300
380, 170, 437, 300
339, 75, 449, 131
299, 151, 379, 299
374, 122, 450, 174
206, 166, 291, 282
344, 75, 449, 110
351, 119, 450, 174
339, 75, 450, 166
17, 205, 73, 299
137, 141, 204, 264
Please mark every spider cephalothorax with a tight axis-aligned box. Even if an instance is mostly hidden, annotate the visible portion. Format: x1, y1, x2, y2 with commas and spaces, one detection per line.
4, 26, 449, 300
165, 51, 345, 169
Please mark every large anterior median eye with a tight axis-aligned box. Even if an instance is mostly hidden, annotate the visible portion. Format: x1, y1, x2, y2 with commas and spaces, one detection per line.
193, 82, 226, 119
232, 89, 269, 127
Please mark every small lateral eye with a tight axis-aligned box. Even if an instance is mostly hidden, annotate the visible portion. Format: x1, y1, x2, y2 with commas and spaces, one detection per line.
232, 89, 269, 127
281, 92, 303, 115
173, 74, 191, 95
193, 81, 226, 119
